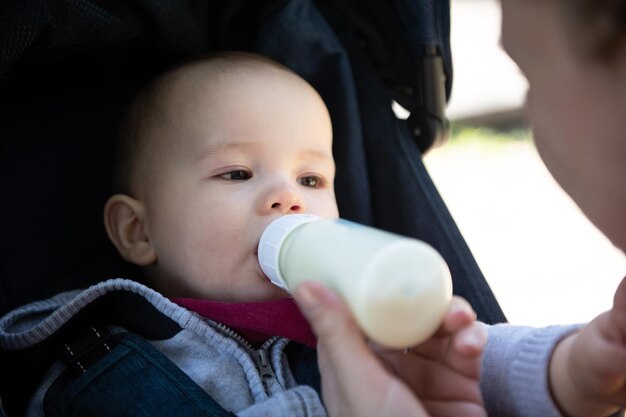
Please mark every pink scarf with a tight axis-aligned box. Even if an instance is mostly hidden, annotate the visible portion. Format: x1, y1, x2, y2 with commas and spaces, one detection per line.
172, 297, 317, 348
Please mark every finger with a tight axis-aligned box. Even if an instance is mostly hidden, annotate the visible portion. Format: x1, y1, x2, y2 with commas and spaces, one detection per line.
410, 296, 477, 360
453, 321, 488, 356
294, 281, 359, 347
293, 281, 382, 374
446, 321, 488, 379
440, 296, 477, 336
574, 314, 626, 382
294, 281, 428, 417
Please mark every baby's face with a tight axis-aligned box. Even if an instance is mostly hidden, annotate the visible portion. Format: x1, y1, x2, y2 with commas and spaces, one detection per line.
138, 66, 339, 301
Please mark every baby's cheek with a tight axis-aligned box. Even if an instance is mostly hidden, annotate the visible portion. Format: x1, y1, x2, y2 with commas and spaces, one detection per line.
310, 195, 339, 218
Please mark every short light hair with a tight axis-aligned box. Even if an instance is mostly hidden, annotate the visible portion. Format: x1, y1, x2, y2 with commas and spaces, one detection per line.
113, 51, 296, 195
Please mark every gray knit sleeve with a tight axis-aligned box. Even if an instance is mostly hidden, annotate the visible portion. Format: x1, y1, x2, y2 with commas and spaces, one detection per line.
480, 323, 581, 417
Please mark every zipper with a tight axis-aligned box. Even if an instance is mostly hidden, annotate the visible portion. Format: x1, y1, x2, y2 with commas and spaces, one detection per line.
213, 322, 279, 393
253, 348, 277, 383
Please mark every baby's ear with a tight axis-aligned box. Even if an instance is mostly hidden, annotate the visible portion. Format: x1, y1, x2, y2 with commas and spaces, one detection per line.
104, 194, 156, 266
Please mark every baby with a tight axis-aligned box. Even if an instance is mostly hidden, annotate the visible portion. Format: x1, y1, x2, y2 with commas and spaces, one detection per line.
104, 52, 339, 303
0, 52, 485, 417
103, 51, 485, 415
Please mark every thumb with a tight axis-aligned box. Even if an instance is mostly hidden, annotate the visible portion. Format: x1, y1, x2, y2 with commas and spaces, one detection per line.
294, 281, 429, 417
293, 281, 360, 349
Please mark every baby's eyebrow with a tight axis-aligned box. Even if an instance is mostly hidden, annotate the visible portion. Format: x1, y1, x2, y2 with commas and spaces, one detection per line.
298, 149, 334, 162
196, 141, 260, 161
197, 142, 333, 160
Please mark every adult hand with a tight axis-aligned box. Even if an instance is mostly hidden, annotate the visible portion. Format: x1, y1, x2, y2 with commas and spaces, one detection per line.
550, 276, 626, 417
294, 281, 487, 417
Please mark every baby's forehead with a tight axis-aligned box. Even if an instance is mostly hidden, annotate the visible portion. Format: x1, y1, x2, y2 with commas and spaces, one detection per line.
139, 56, 329, 148
158, 59, 302, 104
146, 60, 326, 143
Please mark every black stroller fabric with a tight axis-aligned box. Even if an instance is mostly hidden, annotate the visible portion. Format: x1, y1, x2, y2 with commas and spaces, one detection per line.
0, 0, 506, 323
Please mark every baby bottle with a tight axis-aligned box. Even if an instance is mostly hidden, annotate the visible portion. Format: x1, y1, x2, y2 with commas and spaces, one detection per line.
257, 214, 453, 349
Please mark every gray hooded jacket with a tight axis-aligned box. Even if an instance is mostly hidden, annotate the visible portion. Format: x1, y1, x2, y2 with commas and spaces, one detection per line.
0, 278, 579, 417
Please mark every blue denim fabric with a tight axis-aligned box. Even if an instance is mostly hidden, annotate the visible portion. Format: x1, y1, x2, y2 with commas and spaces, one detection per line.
43, 333, 235, 417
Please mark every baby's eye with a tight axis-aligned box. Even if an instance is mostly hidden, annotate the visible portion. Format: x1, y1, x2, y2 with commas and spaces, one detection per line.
298, 176, 323, 188
220, 170, 251, 181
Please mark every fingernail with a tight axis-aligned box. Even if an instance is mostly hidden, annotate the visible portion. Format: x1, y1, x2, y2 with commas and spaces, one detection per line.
460, 324, 487, 352
462, 332, 481, 348
450, 302, 476, 321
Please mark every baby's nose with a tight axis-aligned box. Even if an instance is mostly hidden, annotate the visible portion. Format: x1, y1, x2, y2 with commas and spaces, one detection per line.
265, 185, 304, 214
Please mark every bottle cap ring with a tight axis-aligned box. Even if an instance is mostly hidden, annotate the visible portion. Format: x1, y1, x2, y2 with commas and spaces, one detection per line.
257, 214, 321, 291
